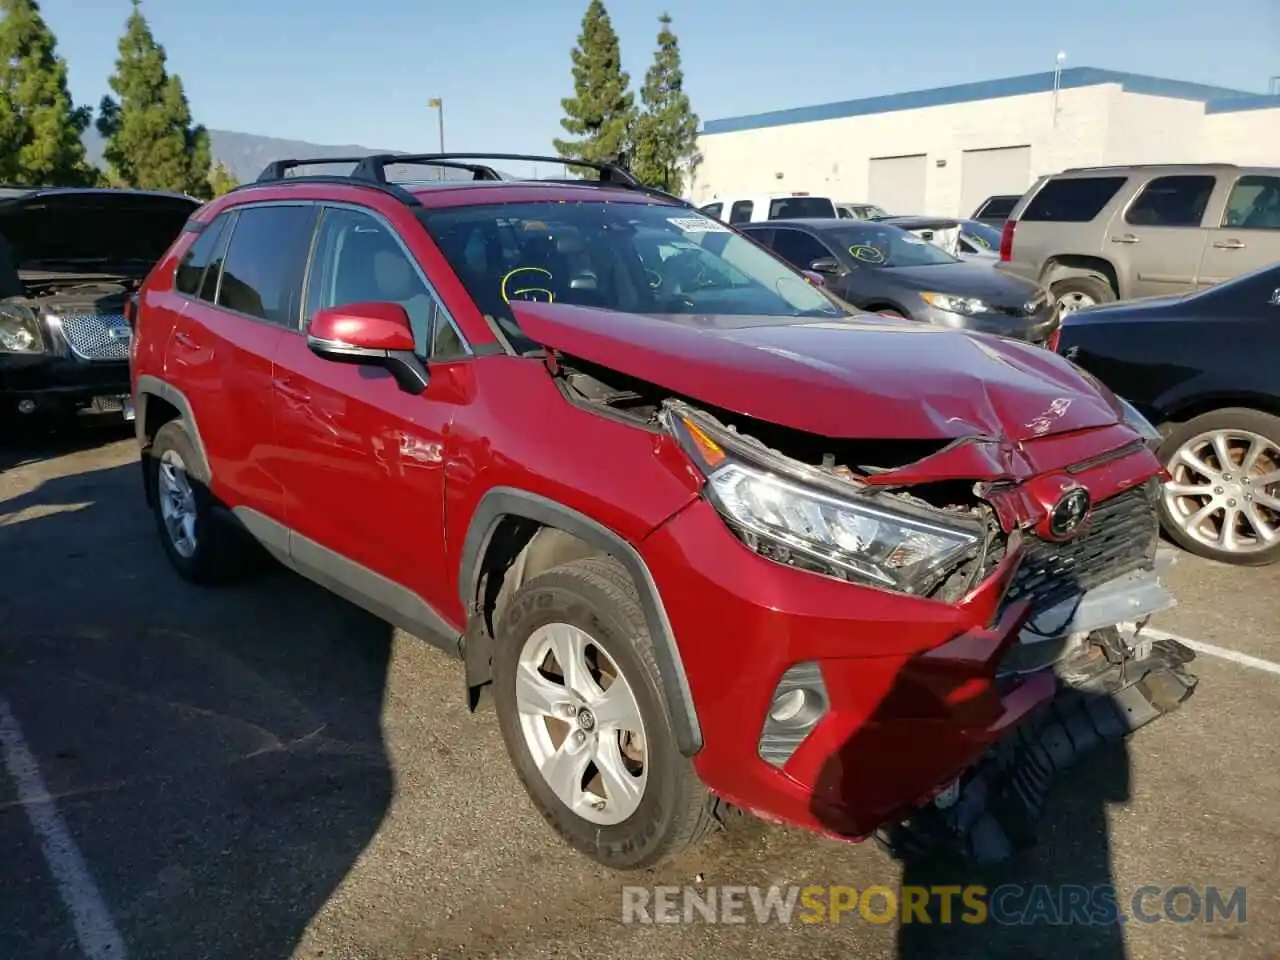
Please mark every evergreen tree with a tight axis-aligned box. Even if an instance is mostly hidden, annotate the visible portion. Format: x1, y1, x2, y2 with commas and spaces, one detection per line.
0, 0, 95, 185
96, 0, 211, 198
631, 13, 699, 195
553, 0, 634, 174
207, 159, 237, 196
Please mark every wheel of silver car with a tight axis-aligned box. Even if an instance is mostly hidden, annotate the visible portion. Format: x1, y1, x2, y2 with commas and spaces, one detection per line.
147, 420, 256, 584
1050, 276, 1116, 315
157, 448, 198, 559
491, 554, 716, 869
1157, 408, 1280, 566
515, 621, 649, 826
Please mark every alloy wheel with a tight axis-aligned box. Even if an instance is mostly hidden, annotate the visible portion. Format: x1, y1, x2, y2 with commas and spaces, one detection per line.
1056, 291, 1096, 314
515, 622, 648, 826
157, 448, 198, 559
1163, 428, 1280, 556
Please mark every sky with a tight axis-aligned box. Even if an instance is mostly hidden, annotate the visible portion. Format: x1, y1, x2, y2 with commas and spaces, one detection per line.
36, 0, 1280, 158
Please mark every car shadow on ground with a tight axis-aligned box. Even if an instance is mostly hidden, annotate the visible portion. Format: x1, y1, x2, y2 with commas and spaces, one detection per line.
0, 460, 394, 960
0, 416, 135, 473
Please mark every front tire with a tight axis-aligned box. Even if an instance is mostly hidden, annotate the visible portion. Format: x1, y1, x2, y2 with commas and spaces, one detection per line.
492, 554, 716, 869
147, 420, 255, 583
1157, 408, 1280, 566
1050, 275, 1116, 314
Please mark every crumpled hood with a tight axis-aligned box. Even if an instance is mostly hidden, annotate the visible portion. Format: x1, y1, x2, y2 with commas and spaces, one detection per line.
512, 302, 1125, 442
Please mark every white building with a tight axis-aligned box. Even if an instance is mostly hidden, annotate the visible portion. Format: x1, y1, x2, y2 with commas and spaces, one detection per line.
691, 67, 1280, 217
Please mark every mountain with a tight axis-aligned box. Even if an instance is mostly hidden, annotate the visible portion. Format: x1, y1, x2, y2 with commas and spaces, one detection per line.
80, 127, 478, 185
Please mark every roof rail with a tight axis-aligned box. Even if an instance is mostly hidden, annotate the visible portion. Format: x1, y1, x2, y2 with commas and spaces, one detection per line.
230, 172, 423, 207
239, 151, 692, 208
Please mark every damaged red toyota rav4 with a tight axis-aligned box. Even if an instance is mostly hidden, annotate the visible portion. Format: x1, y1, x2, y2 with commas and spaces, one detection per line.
129, 153, 1198, 868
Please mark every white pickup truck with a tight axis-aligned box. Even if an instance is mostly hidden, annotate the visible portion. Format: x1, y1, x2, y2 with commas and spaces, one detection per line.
698, 193, 886, 225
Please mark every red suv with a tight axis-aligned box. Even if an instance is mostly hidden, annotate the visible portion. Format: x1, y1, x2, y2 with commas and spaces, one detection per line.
129, 153, 1198, 869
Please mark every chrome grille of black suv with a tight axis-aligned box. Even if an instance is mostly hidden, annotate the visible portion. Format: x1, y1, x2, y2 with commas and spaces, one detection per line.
58, 313, 131, 361
1000, 479, 1161, 617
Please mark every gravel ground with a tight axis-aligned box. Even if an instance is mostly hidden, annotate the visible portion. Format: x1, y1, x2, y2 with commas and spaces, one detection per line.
1, 421, 1277, 960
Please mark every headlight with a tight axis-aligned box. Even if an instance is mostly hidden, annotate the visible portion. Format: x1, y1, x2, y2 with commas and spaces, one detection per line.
662, 402, 985, 596
0, 300, 44, 354
920, 291, 993, 316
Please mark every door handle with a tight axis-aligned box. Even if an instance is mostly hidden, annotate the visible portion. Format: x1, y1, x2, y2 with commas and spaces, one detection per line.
1213, 238, 1246, 250
1110, 234, 1140, 244
172, 331, 198, 347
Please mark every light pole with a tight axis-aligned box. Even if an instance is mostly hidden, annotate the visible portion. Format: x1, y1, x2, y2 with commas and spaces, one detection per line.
428, 98, 444, 179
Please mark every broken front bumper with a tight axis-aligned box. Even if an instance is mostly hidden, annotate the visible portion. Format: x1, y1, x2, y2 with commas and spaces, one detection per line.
876, 623, 1196, 863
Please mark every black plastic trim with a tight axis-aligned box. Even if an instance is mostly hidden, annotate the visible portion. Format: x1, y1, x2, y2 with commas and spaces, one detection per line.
459, 487, 703, 755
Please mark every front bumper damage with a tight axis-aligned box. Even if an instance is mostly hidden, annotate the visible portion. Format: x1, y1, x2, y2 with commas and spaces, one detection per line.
875, 610, 1198, 864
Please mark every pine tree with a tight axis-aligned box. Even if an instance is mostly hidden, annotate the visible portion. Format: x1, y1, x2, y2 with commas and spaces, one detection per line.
631, 13, 699, 195
553, 0, 634, 174
0, 0, 95, 186
96, 0, 212, 198
207, 159, 237, 196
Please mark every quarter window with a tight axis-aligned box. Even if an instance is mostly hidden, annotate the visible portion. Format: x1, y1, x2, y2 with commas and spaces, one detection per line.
216, 204, 319, 327
305, 207, 464, 359
1124, 175, 1216, 228
1021, 177, 1127, 223
1223, 175, 1280, 230
174, 214, 230, 297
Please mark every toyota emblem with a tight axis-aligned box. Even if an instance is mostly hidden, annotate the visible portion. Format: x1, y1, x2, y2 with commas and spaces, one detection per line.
1049, 488, 1091, 539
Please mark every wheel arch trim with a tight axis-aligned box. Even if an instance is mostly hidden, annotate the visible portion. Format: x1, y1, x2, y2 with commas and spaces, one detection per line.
459, 486, 703, 756
135, 374, 212, 480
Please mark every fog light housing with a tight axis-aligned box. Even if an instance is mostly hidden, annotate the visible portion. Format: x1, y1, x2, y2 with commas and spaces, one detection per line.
758, 661, 828, 768
17, 399, 36, 414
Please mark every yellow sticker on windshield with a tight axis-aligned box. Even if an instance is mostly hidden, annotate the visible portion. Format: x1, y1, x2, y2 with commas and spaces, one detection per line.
849, 244, 885, 264
501, 267, 555, 304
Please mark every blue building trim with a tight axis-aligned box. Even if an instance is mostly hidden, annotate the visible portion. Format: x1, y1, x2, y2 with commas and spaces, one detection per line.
1206, 93, 1280, 114
702, 67, 1262, 135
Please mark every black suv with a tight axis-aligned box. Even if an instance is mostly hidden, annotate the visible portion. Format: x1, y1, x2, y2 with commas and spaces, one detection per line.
0, 187, 200, 431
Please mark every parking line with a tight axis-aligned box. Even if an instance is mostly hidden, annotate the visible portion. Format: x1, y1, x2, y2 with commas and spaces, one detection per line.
1138, 625, 1280, 679
0, 697, 128, 960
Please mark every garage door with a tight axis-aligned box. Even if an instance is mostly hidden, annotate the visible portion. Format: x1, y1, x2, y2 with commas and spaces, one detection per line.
960, 146, 1031, 218
868, 154, 927, 216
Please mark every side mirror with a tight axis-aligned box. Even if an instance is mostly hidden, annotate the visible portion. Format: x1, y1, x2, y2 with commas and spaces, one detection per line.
808, 257, 844, 276
306, 302, 428, 394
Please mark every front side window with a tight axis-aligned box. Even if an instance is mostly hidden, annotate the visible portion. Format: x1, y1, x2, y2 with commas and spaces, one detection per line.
216, 204, 319, 326
770, 229, 832, 270
418, 201, 846, 352
1223, 175, 1280, 230
699, 202, 723, 219
1125, 175, 1215, 228
728, 200, 754, 224
304, 206, 463, 358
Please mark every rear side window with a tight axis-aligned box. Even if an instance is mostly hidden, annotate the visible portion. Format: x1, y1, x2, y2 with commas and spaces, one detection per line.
174, 214, 229, 296
216, 204, 319, 327
978, 196, 1017, 219
769, 197, 836, 219
1021, 177, 1127, 223
1124, 175, 1215, 228
728, 200, 754, 224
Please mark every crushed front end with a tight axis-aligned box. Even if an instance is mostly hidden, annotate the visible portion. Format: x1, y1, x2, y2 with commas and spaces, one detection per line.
638, 398, 1197, 862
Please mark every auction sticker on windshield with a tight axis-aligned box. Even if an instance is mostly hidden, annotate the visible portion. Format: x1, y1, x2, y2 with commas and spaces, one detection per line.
668, 216, 730, 233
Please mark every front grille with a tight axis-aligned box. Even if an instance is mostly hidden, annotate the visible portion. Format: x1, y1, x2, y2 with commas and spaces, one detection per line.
1001, 480, 1160, 617
58, 313, 131, 361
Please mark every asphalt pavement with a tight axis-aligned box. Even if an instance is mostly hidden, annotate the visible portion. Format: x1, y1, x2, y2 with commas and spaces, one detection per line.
1, 421, 1277, 960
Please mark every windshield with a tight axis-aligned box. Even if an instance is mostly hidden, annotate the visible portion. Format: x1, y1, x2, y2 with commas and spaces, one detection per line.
418, 201, 846, 351
826, 224, 960, 268
959, 220, 1002, 251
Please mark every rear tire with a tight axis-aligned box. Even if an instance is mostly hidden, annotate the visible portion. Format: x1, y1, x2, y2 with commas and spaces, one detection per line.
1156, 408, 1280, 566
147, 420, 255, 584
492, 554, 716, 870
